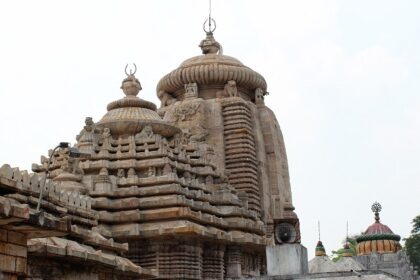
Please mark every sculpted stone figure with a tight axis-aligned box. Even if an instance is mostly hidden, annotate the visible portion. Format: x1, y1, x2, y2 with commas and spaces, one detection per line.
157, 90, 177, 108
255, 88, 265, 105
101, 128, 111, 145
117, 168, 125, 178
98, 128, 111, 156
216, 80, 238, 98
61, 155, 83, 176
184, 83, 198, 100
136, 125, 154, 139
76, 117, 99, 153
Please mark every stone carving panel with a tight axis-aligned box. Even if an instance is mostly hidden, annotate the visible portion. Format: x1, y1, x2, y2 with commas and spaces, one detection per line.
184, 82, 198, 100
173, 102, 201, 121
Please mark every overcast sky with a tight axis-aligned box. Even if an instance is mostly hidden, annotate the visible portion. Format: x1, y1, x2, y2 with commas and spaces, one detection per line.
0, 0, 419, 258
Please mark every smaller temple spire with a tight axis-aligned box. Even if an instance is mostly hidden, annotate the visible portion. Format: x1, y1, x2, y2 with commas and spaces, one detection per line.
371, 201, 382, 223
315, 241, 326, 257
341, 221, 353, 257
315, 221, 327, 256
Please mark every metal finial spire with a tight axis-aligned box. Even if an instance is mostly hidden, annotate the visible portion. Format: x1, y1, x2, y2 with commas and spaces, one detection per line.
318, 220, 321, 241
346, 221, 349, 240
371, 201, 382, 222
344, 220, 350, 248
125, 63, 137, 76
208, 0, 212, 32
203, 0, 216, 34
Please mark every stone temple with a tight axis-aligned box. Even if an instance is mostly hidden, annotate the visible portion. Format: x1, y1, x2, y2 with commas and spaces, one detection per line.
1, 20, 418, 280
0, 24, 306, 279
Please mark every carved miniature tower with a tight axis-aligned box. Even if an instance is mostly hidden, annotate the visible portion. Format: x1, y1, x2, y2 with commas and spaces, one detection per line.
157, 18, 306, 276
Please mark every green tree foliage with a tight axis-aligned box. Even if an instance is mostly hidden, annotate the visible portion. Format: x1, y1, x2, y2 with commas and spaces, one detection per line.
331, 237, 357, 262
404, 215, 420, 275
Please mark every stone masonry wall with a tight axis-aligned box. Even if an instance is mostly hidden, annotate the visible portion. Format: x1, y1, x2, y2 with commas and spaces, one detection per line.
0, 229, 27, 279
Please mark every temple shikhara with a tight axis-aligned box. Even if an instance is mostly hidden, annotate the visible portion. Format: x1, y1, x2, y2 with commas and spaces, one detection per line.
0, 22, 304, 280
0, 17, 418, 280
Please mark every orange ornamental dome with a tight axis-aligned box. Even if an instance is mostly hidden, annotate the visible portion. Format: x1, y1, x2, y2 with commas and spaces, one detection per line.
356, 202, 401, 255
156, 30, 267, 100
98, 66, 180, 137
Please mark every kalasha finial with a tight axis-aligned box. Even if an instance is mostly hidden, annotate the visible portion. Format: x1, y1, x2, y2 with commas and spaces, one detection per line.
121, 63, 142, 97
371, 201, 382, 222
199, 23, 222, 55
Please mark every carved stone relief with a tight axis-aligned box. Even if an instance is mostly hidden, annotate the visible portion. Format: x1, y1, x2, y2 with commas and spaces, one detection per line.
255, 88, 266, 106
157, 90, 177, 108
184, 83, 198, 100
216, 80, 238, 98
173, 103, 201, 121
135, 125, 154, 139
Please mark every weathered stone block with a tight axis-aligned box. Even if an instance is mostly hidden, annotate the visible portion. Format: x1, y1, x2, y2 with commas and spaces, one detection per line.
0, 242, 27, 258
0, 254, 16, 273
0, 229, 7, 242
15, 257, 26, 274
7, 230, 26, 246
266, 244, 308, 276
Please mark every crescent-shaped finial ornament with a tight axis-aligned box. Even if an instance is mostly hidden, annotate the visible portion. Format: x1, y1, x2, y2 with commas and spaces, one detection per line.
203, 17, 217, 34
125, 63, 137, 76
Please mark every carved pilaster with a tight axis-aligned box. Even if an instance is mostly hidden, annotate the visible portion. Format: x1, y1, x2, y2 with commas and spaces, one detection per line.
225, 245, 241, 278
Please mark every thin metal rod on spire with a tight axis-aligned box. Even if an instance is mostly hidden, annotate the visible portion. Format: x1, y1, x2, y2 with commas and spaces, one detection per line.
202, 0, 216, 34
318, 220, 321, 241
208, 0, 212, 31
346, 221, 349, 244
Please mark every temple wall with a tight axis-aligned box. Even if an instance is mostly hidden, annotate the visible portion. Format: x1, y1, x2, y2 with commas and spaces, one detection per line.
356, 252, 420, 280
250, 102, 272, 227
220, 97, 261, 217
204, 98, 227, 172
257, 105, 293, 219
129, 239, 265, 280
0, 229, 27, 279
228, 272, 398, 280
27, 257, 137, 280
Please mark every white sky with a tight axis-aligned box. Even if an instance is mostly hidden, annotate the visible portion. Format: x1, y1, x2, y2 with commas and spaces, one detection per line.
0, 0, 419, 258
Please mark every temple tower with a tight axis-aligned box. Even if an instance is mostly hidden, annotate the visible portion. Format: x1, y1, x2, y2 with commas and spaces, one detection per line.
23, 17, 305, 279
156, 20, 306, 277
68, 65, 267, 279
156, 22, 301, 246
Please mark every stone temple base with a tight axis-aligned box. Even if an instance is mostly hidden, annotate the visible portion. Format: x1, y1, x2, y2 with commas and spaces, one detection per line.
266, 244, 308, 276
